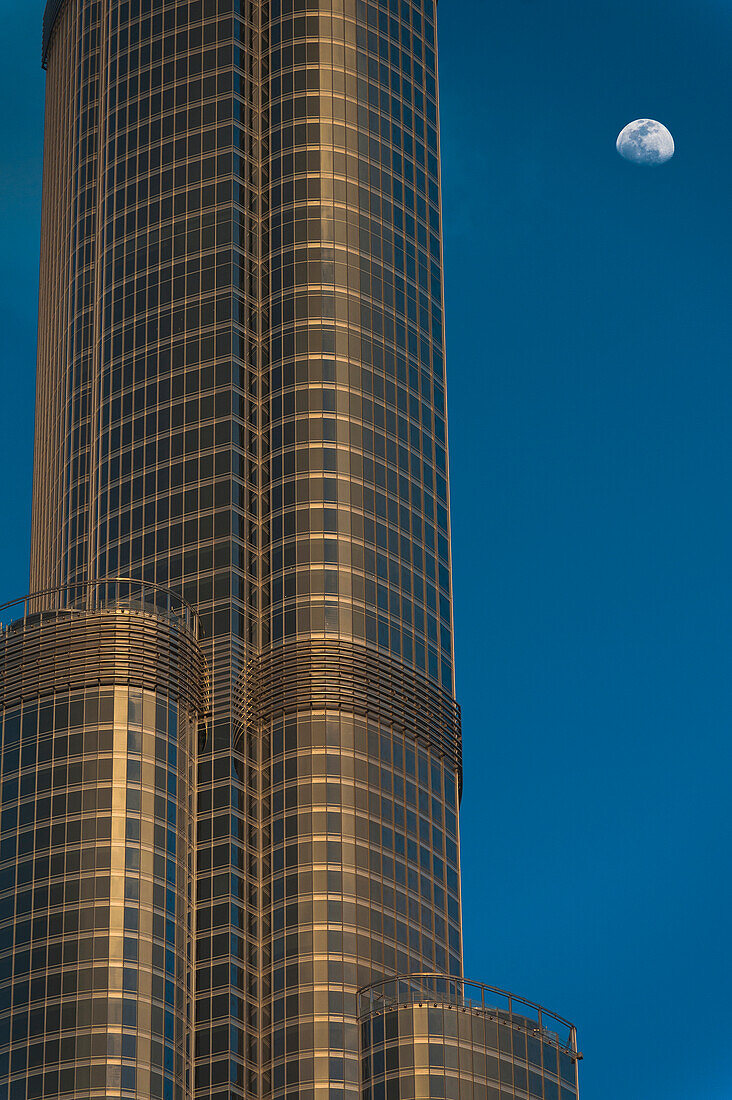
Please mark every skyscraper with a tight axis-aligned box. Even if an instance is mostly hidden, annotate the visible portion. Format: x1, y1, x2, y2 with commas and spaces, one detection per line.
0, 0, 581, 1098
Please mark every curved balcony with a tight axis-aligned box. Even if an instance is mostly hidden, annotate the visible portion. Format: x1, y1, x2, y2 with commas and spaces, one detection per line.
0, 578, 200, 638
358, 973, 580, 1057
0, 580, 208, 720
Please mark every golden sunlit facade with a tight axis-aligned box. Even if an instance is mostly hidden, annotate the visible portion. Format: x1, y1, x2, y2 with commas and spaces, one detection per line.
0, 0, 582, 1098
0, 587, 207, 1099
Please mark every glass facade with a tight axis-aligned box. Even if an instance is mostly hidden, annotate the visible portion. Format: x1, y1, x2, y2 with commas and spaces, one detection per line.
0, 593, 207, 1100
6, 0, 583, 1098
359, 977, 580, 1100
262, 0, 453, 689
258, 707, 461, 1100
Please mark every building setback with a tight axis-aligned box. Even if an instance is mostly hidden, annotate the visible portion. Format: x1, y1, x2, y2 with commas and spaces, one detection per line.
0, 0, 581, 1098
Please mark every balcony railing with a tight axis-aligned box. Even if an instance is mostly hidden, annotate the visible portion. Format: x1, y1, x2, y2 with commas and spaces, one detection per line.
0, 578, 199, 639
358, 973, 579, 1057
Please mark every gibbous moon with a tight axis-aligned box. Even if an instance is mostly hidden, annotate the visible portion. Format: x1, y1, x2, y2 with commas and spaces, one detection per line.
616, 119, 675, 165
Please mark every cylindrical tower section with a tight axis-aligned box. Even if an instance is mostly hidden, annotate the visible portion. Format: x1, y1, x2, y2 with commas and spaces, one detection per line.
359, 976, 582, 1100
256, 1, 460, 1096
251, 646, 462, 1099
0, 585, 207, 1100
262, 0, 454, 690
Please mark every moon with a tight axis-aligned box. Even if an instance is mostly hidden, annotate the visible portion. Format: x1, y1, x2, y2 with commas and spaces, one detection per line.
616, 119, 675, 165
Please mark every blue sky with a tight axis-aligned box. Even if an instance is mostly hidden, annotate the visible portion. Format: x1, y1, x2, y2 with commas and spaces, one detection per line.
441, 2, 732, 1098
2, 1, 732, 1098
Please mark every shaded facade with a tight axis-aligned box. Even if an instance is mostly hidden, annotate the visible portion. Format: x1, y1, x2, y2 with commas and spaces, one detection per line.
1, 0, 582, 1098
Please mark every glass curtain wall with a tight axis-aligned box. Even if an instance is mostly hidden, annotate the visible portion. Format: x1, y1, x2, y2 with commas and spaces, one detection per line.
359, 981, 581, 1100
32, 1, 466, 1099
0, 603, 206, 1100
34, 1, 263, 1094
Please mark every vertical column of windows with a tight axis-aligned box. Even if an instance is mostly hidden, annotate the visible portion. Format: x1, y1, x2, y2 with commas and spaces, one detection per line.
189, 2, 261, 1096
0, 684, 196, 1100
259, 711, 461, 1100
112, 686, 195, 1100
62, 0, 104, 589
32, 0, 97, 591
263, 0, 453, 694
0, 694, 113, 1098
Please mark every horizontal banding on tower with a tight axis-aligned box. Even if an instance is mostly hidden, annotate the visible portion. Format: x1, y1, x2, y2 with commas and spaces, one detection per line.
235, 638, 462, 781
0, 605, 209, 719
0, 588, 208, 1099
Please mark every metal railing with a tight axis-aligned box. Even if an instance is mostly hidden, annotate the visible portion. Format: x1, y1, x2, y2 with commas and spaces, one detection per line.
0, 579, 199, 639
0, 582, 208, 718
358, 973, 579, 1056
